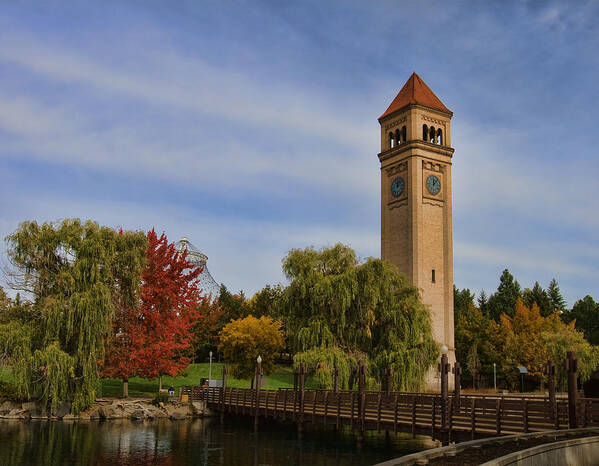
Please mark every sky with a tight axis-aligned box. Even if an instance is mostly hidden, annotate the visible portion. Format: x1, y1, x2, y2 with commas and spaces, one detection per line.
1, 0, 598, 306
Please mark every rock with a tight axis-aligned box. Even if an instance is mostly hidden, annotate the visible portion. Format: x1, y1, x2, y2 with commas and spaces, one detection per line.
169, 409, 187, 420
0, 401, 18, 414
89, 408, 100, 421
21, 401, 37, 411
166, 404, 190, 420
99, 405, 124, 419
53, 402, 72, 418
62, 414, 77, 421
130, 409, 146, 420
191, 401, 205, 415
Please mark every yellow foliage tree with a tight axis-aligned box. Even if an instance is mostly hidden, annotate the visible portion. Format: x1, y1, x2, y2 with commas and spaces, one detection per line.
218, 315, 284, 379
498, 298, 599, 390
499, 299, 548, 388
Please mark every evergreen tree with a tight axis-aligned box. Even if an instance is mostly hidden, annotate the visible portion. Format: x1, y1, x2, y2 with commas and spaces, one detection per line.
477, 290, 488, 315
547, 278, 567, 314
486, 269, 521, 320
522, 282, 553, 317
217, 285, 251, 322
454, 286, 475, 322
564, 296, 599, 345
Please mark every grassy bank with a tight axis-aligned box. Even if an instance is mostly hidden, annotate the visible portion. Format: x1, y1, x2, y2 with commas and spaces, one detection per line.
1, 363, 313, 399
100, 363, 301, 397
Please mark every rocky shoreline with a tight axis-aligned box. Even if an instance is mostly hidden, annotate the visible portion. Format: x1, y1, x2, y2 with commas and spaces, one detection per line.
0, 398, 209, 421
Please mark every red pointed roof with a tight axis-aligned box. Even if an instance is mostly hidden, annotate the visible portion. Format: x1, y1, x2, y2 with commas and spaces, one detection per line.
379, 72, 451, 120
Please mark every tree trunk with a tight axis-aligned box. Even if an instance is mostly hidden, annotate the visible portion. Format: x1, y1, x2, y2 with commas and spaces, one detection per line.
159, 375, 163, 391
123, 378, 129, 398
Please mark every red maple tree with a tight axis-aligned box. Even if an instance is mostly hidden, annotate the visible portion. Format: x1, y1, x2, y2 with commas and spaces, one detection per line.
103, 229, 204, 395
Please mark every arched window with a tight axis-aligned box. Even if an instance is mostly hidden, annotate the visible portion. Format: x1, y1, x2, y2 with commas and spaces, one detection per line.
389, 132, 394, 149
437, 129, 443, 145
395, 129, 401, 145
423, 124, 428, 141
401, 126, 407, 143
429, 126, 436, 143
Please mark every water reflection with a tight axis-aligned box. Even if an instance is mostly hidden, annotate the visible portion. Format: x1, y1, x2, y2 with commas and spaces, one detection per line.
0, 417, 436, 465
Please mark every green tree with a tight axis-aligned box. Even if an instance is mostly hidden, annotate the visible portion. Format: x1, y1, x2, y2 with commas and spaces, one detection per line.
542, 314, 599, 390
454, 286, 475, 322
547, 278, 566, 314
477, 290, 488, 315
487, 269, 521, 320
564, 296, 599, 345
454, 302, 500, 387
249, 284, 284, 318
522, 282, 553, 317
3, 219, 146, 412
218, 315, 284, 379
281, 244, 438, 391
217, 285, 251, 322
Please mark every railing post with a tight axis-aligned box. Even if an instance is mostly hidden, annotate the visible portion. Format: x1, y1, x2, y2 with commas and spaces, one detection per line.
452, 362, 462, 407
439, 353, 450, 429
385, 366, 393, 397
220, 364, 227, 423
546, 360, 556, 419
333, 365, 339, 394
298, 362, 305, 437
358, 363, 365, 434
566, 351, 579, 428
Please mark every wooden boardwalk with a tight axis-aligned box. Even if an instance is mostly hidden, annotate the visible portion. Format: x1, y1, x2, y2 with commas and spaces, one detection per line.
195, 387, 599, 442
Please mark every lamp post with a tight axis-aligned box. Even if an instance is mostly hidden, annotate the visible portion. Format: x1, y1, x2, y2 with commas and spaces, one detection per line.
209, 351, 213, 383
255, 355, 263, 431
493, 363, 497, 391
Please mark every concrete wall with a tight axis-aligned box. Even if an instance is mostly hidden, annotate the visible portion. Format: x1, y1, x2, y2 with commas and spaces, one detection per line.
482, 436, 599, 466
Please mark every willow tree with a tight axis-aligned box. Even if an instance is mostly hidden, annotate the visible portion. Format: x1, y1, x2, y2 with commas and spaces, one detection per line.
282, 244, 438, 391
4, 219, 146, 412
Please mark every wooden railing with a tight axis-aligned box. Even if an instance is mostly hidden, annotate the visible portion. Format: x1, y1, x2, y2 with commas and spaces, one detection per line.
184, 354, 599, 442
191, 386, 599, 441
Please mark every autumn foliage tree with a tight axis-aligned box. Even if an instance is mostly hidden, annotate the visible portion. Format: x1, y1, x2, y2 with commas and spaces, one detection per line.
103, 229, 204, 395
218, 315, 284, 380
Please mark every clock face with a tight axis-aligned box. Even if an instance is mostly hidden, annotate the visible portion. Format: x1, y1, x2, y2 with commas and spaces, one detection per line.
391, 177, 405, 197
426, 175, 441, 195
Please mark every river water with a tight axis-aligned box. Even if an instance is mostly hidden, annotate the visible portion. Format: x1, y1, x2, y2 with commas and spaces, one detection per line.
0, 417, 435, 465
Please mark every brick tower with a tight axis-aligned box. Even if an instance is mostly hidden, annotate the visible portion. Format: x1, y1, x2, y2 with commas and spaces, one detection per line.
377, 72, 455, 389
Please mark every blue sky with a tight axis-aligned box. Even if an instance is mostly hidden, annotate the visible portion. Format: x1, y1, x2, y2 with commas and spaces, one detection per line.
1, 1, 598, 306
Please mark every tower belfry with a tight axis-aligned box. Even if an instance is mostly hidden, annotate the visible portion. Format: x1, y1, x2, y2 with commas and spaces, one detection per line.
378, 73, 455, 388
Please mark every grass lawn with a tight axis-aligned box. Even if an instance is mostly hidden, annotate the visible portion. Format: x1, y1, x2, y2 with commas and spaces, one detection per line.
100, 363, 308, 398
2, 363, 313, 399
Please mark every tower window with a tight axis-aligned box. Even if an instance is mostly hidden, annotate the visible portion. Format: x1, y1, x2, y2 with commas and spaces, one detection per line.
389, 132, 394, 149
395, 128, 401, 145
422, 124, 428, 141
429, 126, 436, 143
437, 129, 443, 145
402, 126, 407, 143
432, 269, 436, 283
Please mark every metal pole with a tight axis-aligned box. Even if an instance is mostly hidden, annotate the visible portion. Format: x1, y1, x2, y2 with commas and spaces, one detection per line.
220, 364, 227, 423
209, 351, 213, 382
493, 363, 497, 391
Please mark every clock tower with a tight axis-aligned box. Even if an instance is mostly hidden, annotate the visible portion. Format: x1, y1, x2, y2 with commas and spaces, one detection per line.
378, 73, 455, 389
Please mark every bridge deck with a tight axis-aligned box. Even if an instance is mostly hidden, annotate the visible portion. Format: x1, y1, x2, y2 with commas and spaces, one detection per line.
191, 387, 599, 442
